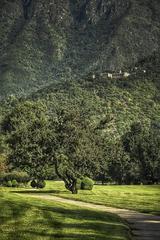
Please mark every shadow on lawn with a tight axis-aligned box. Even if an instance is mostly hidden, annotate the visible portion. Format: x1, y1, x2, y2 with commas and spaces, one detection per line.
0, 196, 130, 240
11, 189, 67, 194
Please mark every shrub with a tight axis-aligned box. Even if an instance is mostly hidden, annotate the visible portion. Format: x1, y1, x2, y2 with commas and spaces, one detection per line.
76, 178, 82, 190
37, 180, 46, 189
12, 179, 18, 187
81, 177, 94, 190
30, 180, 37, 188
6, 180, 12, 187
14, 171, 30, 184
0, 171, 30, 184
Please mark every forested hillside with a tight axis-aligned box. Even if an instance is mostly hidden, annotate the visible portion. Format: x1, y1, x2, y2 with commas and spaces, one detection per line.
0, 74, 160, 187
0, 0, 160, 189
0, 0, 160, 98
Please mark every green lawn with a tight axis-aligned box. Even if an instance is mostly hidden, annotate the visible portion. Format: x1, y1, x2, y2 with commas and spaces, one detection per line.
1, 181, 159, 240
36, 181, 160, 215
0, 190, 131, 240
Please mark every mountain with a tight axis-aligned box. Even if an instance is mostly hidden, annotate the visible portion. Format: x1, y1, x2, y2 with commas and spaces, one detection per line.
0, 0, 160, 98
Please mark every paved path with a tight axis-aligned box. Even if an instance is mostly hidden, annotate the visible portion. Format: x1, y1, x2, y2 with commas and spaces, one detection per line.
22, 194, 160, 240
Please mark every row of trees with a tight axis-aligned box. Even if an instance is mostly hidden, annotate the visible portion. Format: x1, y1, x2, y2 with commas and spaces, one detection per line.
96, 123, 160, 185
0, 100, 160, 193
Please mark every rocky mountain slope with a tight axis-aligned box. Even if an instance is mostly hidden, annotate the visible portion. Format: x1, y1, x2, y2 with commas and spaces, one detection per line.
0, 0, 160, 98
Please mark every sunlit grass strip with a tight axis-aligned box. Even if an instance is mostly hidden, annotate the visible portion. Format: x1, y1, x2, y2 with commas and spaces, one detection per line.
45, 181, 160, 215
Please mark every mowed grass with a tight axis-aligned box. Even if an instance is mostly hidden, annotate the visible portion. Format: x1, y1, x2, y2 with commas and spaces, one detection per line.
0, 190, 131, 240
38, 181, 160, 215
0, 181, 159, 240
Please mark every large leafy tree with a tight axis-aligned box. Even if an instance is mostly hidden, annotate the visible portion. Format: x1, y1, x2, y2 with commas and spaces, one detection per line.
2, 101, 100, 193
53, 108, 100, 193
122, 122, 160, 184
2, 100, 54, 179
107, 141, 131, 185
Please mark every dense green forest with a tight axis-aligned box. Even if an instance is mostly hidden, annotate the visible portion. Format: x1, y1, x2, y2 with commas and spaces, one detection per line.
0, 0, 160, 194
0, 3, 160, 240
1, 72, 160, 193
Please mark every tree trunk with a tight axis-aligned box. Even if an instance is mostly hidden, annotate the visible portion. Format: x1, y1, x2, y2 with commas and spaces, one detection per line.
71, 180, 78, 194
54, 162, 78, 194
65, 179, 78, 194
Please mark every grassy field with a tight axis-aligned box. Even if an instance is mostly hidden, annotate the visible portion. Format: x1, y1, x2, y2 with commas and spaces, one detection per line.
0, 190, 131, 240
34, 181, 160, 215
1, 181, 159, 240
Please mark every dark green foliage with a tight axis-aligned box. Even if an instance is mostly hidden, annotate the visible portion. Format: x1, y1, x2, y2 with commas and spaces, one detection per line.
2, 101, 53, 179
0, 0, 160, 98
1, 100, 100, 193
81, 177, 94, 190
6, 180, 12, 187
1, 77, 160, 189
30, 180, 37, 188
30, 180, 46, 189
76, 179, 82, 190
122, 123, 160, 184
43, 167, 57, 180
53, 109, 100, 194
11, 171, 30, 184
0, 171, 30, 186
0, 0, 160, 194
11, 179, 18, 187
36, 180, 46, 189
107, 142, 131, 185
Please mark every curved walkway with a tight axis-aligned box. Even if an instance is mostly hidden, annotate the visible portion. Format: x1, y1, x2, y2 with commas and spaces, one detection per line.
22, 194, 160, 240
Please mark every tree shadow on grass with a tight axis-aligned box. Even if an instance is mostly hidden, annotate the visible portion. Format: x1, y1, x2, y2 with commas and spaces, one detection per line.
0, 197, 30, 225
22, 231, 115, 240
0, 196, 131, 240
28, 204, 130, 240
11, 189, 69, 194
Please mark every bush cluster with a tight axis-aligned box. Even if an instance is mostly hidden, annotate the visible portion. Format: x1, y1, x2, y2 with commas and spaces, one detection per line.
30, 180, 46, 189
0, 171, 30, 187
5, 179, 18, 187
76, 177, 94, 191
